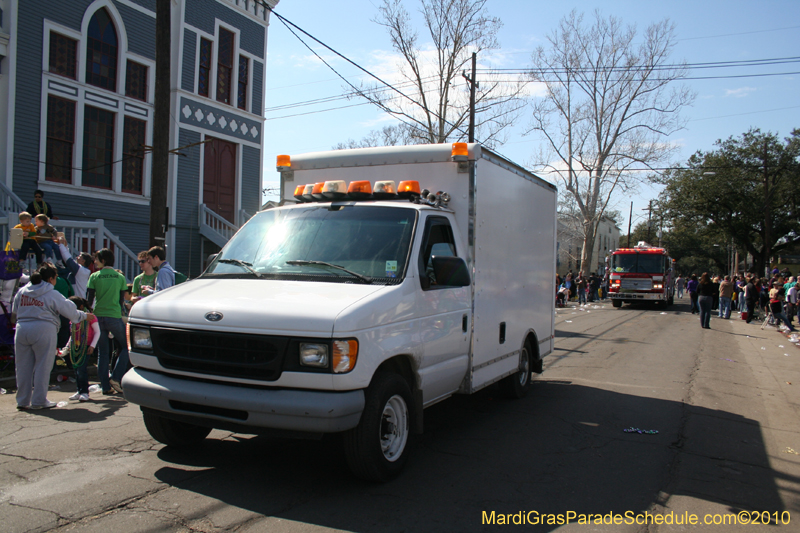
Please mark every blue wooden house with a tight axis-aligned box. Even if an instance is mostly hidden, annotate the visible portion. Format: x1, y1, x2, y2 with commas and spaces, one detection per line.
0, 0, 277, 280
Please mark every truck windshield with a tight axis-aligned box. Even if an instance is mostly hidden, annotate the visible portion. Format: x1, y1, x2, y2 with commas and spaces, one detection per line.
204, 205, 416, 283
612, 253, 664, 274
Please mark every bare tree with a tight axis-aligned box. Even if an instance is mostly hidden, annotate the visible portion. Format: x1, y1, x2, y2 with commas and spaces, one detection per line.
333, 124, 420, 150
356, 0, 524, 146
527, 10, 693, 271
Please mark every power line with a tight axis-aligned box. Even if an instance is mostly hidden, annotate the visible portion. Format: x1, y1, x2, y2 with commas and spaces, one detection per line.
480, 56, 800, 74
690, 105, 800, 122
677, 25, 800, 41
265, 75, 442, 113
259, 1, 480, 144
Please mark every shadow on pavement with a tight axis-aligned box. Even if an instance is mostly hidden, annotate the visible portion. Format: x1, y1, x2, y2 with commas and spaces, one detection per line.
151, 381, 787, 531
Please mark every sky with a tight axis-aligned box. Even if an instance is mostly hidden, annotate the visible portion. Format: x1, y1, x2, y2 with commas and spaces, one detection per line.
260, 0, 800, 233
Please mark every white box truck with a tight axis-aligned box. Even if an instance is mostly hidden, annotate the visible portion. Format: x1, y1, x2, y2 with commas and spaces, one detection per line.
123, 143, 557, 481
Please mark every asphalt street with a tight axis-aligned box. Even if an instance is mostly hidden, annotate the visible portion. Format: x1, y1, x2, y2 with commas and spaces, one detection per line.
1, 297, 800, 532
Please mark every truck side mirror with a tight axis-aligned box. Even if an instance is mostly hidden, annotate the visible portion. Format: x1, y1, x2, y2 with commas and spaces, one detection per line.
204, 253, 218, 272
431, 256, 471, 287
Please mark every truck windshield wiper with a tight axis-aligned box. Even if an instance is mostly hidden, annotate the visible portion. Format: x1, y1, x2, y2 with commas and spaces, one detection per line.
285, 260, 371, 283
218, 258, 261, 278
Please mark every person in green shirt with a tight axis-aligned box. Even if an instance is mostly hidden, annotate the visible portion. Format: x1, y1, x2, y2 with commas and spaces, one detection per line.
86, 248, 128, 394
128, 251, 157, 310
54, 273, 74, 352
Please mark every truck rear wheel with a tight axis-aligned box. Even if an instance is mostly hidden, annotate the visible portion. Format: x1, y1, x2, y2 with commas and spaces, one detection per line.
343, 373, 412, 482
612, 299, 622, 308
142, 410, 211, 448
500, 343, 533, 399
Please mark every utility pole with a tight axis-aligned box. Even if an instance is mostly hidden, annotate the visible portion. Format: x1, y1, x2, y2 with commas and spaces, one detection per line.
150, 0, 170, 248
626, 201, 632, 247
463, 52, 477, 143
763, 139, 771, 277
645, 200, 652, 244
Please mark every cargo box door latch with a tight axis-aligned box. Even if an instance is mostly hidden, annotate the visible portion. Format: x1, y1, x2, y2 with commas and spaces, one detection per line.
462, 314, 468, 332
499, 322, 506, 344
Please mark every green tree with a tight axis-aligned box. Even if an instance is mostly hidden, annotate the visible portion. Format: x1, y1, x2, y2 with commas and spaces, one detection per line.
659, 128, 800, 275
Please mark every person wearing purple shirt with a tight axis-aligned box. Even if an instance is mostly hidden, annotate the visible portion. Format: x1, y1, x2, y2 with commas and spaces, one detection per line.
686, 274, 699, 314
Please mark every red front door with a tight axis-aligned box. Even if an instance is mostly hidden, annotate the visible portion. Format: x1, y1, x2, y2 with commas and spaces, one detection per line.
203, 137, 236, 223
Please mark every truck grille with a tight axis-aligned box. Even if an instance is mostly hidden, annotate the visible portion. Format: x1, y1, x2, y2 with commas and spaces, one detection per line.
621, 278, 652, 291
150, 327, 289, 381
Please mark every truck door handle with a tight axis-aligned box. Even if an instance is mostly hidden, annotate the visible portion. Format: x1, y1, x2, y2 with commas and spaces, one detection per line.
462, 314, 468, 332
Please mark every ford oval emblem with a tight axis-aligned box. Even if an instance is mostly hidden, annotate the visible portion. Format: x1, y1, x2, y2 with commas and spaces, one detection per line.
205, 312, 223, 322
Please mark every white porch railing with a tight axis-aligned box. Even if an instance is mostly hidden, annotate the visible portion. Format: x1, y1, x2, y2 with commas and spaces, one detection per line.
199, 203, 239, 248
56, 220, 139, 283
0, 217, 139, 282
0, 180, 26, 215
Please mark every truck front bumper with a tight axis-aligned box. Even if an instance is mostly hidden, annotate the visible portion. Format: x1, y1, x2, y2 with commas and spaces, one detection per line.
122, 367, 365, 434
609, 293, 665, 301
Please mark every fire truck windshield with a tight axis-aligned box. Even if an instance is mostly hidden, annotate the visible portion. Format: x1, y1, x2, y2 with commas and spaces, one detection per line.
613, 253, 664, 274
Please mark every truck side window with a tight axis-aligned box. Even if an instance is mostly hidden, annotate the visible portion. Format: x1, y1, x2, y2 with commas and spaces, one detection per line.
419, 217, 457, 289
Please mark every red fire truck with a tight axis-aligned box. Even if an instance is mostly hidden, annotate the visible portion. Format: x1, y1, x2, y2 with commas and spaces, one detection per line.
608, 242, 675, 308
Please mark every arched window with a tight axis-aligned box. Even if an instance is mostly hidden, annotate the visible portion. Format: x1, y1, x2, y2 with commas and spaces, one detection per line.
85, 8, 118, 91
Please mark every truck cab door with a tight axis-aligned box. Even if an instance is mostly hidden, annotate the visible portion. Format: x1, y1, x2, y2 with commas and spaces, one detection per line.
414, 215, 471, 405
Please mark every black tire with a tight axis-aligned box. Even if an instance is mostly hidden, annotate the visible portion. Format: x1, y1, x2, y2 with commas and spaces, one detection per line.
142, 410, 211, 447
612, 299, 622, 308
343, 373, 413, 482
500, 342, 533, 399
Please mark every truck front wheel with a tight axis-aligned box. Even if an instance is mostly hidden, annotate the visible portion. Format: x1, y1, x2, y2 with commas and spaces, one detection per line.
343, 373, 412, 482
612, 299, 622, 308
500, 342, 533, 399
142, 410, 211, 448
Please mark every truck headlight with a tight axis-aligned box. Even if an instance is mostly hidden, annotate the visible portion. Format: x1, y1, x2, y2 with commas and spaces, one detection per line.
333, 339, 358, 373
653, 283, 663, 289
130, 327, 152, 351
300, 343, 328, 368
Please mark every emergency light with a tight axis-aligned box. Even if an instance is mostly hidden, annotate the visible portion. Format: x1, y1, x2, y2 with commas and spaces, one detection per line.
398, 180, 421, 199
301, 184, 314, 202
373, 181, 397, 200
451, 142, 468, 162
289, 179, 445, 206
311, 182, 326, 200
347, 180, 372, 200
322, 180, 347, 199
276, 154, 291, 171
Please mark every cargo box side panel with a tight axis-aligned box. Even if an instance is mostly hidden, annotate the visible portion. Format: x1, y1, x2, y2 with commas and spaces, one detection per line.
470, 158, 556, 390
